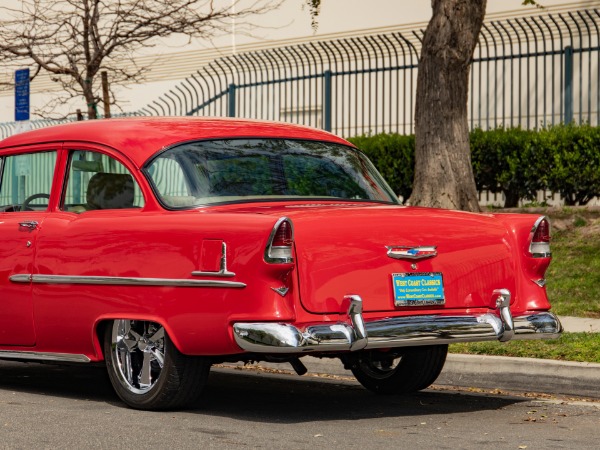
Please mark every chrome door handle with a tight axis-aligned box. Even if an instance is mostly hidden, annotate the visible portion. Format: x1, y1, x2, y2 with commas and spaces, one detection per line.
19, 221, 39, 230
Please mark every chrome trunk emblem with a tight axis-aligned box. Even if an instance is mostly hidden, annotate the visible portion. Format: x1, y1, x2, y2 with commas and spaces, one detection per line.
386, 246, 437, 261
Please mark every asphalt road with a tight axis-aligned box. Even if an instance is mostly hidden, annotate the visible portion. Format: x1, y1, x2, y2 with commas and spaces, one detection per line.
0, 360, 598, 449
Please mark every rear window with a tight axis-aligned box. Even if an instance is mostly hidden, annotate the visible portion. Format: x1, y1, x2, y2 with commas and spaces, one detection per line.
144, 139, 399, 208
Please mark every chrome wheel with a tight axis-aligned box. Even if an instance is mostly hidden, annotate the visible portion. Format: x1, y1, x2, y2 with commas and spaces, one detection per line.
105, 319, 211, 410
111, 320, 165, 394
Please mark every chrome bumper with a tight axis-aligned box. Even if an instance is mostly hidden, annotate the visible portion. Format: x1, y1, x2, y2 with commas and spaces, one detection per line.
232, 293, 563, 354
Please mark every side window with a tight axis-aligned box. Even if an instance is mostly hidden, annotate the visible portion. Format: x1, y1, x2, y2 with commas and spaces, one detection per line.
148, 157, 191, 196
63, 150, 144, 212
0, 151, 57, 212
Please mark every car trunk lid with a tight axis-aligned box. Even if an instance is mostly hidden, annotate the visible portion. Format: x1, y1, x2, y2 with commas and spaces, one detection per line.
283, 204, 515, 314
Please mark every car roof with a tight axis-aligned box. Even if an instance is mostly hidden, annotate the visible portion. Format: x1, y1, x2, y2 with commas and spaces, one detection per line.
0, 117, 352, 167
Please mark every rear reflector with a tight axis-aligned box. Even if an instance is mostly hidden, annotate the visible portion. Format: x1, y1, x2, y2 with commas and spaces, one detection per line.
529, 216, 551, 258
265, 217, 294, 264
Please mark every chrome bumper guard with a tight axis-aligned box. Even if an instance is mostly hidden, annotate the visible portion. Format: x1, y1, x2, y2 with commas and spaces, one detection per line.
233, 292, 563, 354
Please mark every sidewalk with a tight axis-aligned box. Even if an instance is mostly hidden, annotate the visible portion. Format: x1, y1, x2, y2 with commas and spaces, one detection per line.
224, 315, 600, 399
558, 315, 600, 332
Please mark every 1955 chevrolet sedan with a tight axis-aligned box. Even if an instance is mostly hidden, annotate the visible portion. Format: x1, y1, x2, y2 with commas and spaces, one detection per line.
0, 117, 561, 410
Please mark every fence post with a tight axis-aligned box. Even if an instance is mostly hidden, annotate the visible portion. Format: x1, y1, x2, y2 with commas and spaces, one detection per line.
564, 45, 574, 124
228, 84, 236, 118
323, 70, 332, 132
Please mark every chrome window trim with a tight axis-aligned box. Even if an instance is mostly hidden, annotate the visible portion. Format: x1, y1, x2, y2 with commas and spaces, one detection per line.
10, 274, 246, 288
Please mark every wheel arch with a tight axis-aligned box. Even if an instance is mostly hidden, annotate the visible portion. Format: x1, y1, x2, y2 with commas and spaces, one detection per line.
93, 314, 185, 361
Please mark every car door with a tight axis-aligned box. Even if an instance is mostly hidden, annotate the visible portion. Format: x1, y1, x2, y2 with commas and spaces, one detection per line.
0, 150, 58, 346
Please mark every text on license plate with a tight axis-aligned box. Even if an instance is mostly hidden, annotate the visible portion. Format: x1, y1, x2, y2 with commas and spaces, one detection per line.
392, 272, 445, 306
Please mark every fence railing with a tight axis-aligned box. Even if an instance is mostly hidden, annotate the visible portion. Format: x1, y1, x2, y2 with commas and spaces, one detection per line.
137, 8, 600, 138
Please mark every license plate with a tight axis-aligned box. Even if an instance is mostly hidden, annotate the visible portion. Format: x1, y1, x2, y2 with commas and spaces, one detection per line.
392, 272, 445, 306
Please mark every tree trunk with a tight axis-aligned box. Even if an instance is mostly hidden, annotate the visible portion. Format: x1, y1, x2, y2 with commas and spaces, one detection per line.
82, 79, 98, 120
409, 0, 486, 212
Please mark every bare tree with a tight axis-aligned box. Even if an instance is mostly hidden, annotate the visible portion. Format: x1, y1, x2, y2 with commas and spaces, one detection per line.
0, 0, 279, 119
408, 0, 486, 212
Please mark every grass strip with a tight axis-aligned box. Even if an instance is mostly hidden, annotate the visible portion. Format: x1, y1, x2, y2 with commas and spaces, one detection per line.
449, 332, 600, 363
546, 224, 600, 318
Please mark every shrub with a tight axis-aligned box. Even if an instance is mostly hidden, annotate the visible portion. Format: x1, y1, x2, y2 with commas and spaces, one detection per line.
349, 124, 600, 207
348, 133, 414, 201
543, 124, 600, 205
470, 126, 545, 207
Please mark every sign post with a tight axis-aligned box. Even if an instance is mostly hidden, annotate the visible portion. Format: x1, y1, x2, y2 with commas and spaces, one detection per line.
14, 68, 31, 134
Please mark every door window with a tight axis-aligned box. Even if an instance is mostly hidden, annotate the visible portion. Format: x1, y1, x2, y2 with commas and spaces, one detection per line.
0, 151, 57, 212
63, 150, 144, 212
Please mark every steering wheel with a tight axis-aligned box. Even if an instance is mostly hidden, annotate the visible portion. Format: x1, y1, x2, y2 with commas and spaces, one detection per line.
22, 193, 51, 211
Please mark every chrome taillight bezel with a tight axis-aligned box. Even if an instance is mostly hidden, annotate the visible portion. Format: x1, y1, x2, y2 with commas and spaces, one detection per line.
264, 217, 294, 264
529, 216, 552, 258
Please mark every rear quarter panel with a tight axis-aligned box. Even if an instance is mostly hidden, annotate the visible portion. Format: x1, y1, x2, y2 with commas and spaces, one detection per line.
32, 210, 296, 358
491, 213, 552, 312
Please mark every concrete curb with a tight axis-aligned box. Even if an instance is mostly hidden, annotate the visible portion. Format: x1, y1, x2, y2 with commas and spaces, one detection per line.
225, 354, 600, 399
438, 354, 600, 399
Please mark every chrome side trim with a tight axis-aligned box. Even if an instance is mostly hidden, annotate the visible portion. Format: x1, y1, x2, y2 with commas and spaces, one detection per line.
0, 350, 90, 363
512, 312, 563, 340
533, 278, 547, 287
386, 245, 437, 261
10, 274, 246, 288
8, 274, 31, 283
192, 241, 236, 278
192, 271, 235, 278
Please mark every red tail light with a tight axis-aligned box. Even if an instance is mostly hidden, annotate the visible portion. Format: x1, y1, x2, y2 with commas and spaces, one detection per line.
272, 220, 293, 247
533, 218, 550, 242
529, 217, 551, 258
265, 217, 294, 264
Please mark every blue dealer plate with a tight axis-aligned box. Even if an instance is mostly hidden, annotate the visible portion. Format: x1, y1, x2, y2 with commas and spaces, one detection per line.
392, 272, 445, 306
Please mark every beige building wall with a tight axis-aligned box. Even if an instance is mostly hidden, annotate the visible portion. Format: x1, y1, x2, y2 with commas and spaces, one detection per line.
0, 0, 595, 122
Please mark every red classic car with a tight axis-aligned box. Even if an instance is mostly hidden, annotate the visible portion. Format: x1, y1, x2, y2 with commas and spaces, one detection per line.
0, 117, 561, 410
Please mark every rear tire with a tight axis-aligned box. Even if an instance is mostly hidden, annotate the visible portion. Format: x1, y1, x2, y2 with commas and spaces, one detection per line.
104, 319, 210, 410
349, 345, 448, 394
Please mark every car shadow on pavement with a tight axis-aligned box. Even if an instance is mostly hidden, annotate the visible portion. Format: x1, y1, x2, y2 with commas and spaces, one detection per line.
0, 360, 114, 402
193, 368, 524, 423
0, 361, 524, 419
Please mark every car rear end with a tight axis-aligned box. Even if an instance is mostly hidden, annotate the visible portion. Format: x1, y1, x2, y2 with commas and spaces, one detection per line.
232, 206, 561, 355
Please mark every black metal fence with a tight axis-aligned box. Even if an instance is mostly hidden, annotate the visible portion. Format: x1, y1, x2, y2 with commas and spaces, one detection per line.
1, 8, 599, 139
136, 8, 600, 138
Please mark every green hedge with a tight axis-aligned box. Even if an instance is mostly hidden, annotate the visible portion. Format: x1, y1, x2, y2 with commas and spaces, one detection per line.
349, 124, 600, 207
347, 133, 415, 201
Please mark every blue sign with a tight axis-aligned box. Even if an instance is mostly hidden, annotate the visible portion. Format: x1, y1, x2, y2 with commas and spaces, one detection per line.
15, 68, 30, 121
